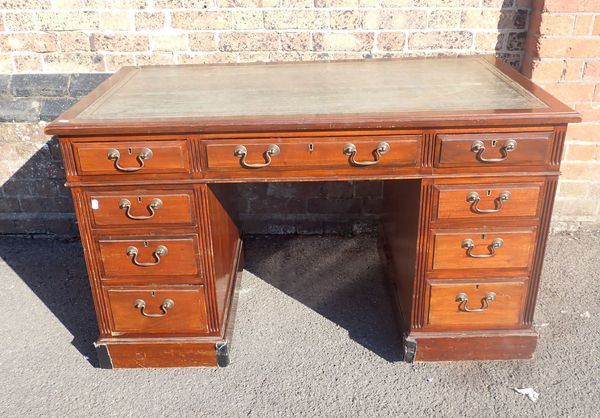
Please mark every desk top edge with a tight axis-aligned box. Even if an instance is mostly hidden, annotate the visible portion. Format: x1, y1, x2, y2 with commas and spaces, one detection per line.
45, 56, 581, 137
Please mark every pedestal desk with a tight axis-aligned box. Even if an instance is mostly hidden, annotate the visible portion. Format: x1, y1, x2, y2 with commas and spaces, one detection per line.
45, 56, 580, 368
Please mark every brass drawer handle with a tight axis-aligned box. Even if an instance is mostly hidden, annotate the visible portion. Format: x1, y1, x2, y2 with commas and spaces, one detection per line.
126, 245, 168, 267
233, 144, 280, 168
343, 142, 390, 166
461, 238, 503, 258
466, 191, 511, 214
455, 292, 496, 312
470, 139, 517, 163
133, 298, 174, 318
107, 147, 153, 172
119, 198, 163, 220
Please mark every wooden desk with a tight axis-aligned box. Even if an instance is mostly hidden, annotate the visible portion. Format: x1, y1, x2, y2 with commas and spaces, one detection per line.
45, 56, 580, 367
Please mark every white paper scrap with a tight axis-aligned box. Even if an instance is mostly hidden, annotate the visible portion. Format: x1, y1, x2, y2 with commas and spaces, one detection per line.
513, 387, 539, 402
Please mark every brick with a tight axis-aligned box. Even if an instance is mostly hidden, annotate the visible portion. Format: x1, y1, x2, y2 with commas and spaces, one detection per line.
69, 73, 111, 96
408, 31, 473, 50
57, 32, 91, 52
566, 144, 600, 161
483, 0, 514, 6
364, 10, 427, 30
83, 0, 147, 7
264, 11, 329, 30
535, 13, 575, 36
188, 33, 218, 51
531, 60, 583, 82
280, 32, 311, 51
171, 11, 233, 30
155, 0, 211, 6
37, 11, 100, 31
594, 17, 600, 35
538, 38, 600, 59
0, 99, 40, 122
280, 0, 313, 6
313, 32, 374, 52
541, 82, 595, 102
43, 52, 104, 72
506, 31, 527, 51
4, 12, 36, 31
216, 0, 263, 5
11, 74, 69, 97
150, 34, 188, 52
583, 61, 600, 80
377, 32, 405, 51
0, 33, 59, 53
543, 0, 600, 13
462, 10, 527, 30
574, 15, 594, 36
99, 12, 131, 31
51, 0, 82, 7
135, 12, 166, 31
238, 52, 269, 63
91, 34, 149, 52
135, 53, 176, 65
0, 0, 50, 8
39, 98, 77, 121
558, 181, 590, 198
428, 10, 461, 29
379, 0, 412, 6
249, 198, 306, 214
177, 52, 237, 64
331, 11, 363, 30
554, 198, 598, 218
232, 10, 264, 30
0, 55, 12, 73
475, 32, 505, 51
0, 76, 9, 96
20, 196, 74, 213
12, 55, 42, 72
315, 0, 359, 6
573, 103, 600, 122
219, 32, 278, 52
308, 197, 363, 214
414, 0, 479, 5
0, 197, 21, 213
103, 53, 135, 71
566, 123, 600, 141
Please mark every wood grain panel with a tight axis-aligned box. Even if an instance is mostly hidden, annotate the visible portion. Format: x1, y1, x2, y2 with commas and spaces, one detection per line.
431, 228, 536, 271
88, 190, 195, 227
73, 140, 190, 176
436, 131, 553, 168
205, 136, 420, 171
426, 279, 526, 329
98, 236, 201, 279
106, 286, 209, 335
434, 182, 542, 221
102, 341, 218, 368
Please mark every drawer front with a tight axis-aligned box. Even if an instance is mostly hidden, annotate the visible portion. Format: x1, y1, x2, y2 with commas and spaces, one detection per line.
205, 136, 420, 171
98, 237, 201, 279
431, 229, 536, 271
88, 190, 195, 228
436, 131, 553, 168
73, 140, 190, 176
434, 182, 542, 221
106, 286, 209, 334
426, 280, 526, 329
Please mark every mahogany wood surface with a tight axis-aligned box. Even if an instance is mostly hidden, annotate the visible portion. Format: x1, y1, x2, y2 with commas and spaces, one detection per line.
46, 57, 581, 367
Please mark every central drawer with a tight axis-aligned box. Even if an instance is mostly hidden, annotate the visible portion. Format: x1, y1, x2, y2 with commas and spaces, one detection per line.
97, 236, 202, 280
204, 135, 420, 171
105, 285, 209, 335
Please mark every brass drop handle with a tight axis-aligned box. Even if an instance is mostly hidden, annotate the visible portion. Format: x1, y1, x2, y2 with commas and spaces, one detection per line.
455, 292, 496, 312
107, 147, 153, 172
126, 245, 168, 267
133, 298, 174, 318
119, 198, 163, 220
466, 191, 511, 214
470, 139, 517, 163
233, 144, 280, 168
461, 238, 503, 258
343, 142, 390, 166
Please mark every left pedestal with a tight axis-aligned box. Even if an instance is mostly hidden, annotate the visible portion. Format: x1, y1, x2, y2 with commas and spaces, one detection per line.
70, 182, 242, 368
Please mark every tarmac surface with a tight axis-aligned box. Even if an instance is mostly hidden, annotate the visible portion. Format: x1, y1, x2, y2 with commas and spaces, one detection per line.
0, 231, 599, 417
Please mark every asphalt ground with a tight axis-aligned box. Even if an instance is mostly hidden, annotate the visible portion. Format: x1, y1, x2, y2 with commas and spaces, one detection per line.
0, 231, 599, 417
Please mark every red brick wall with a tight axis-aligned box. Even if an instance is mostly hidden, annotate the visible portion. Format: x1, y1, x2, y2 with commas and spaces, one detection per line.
522, 0, 600, 230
